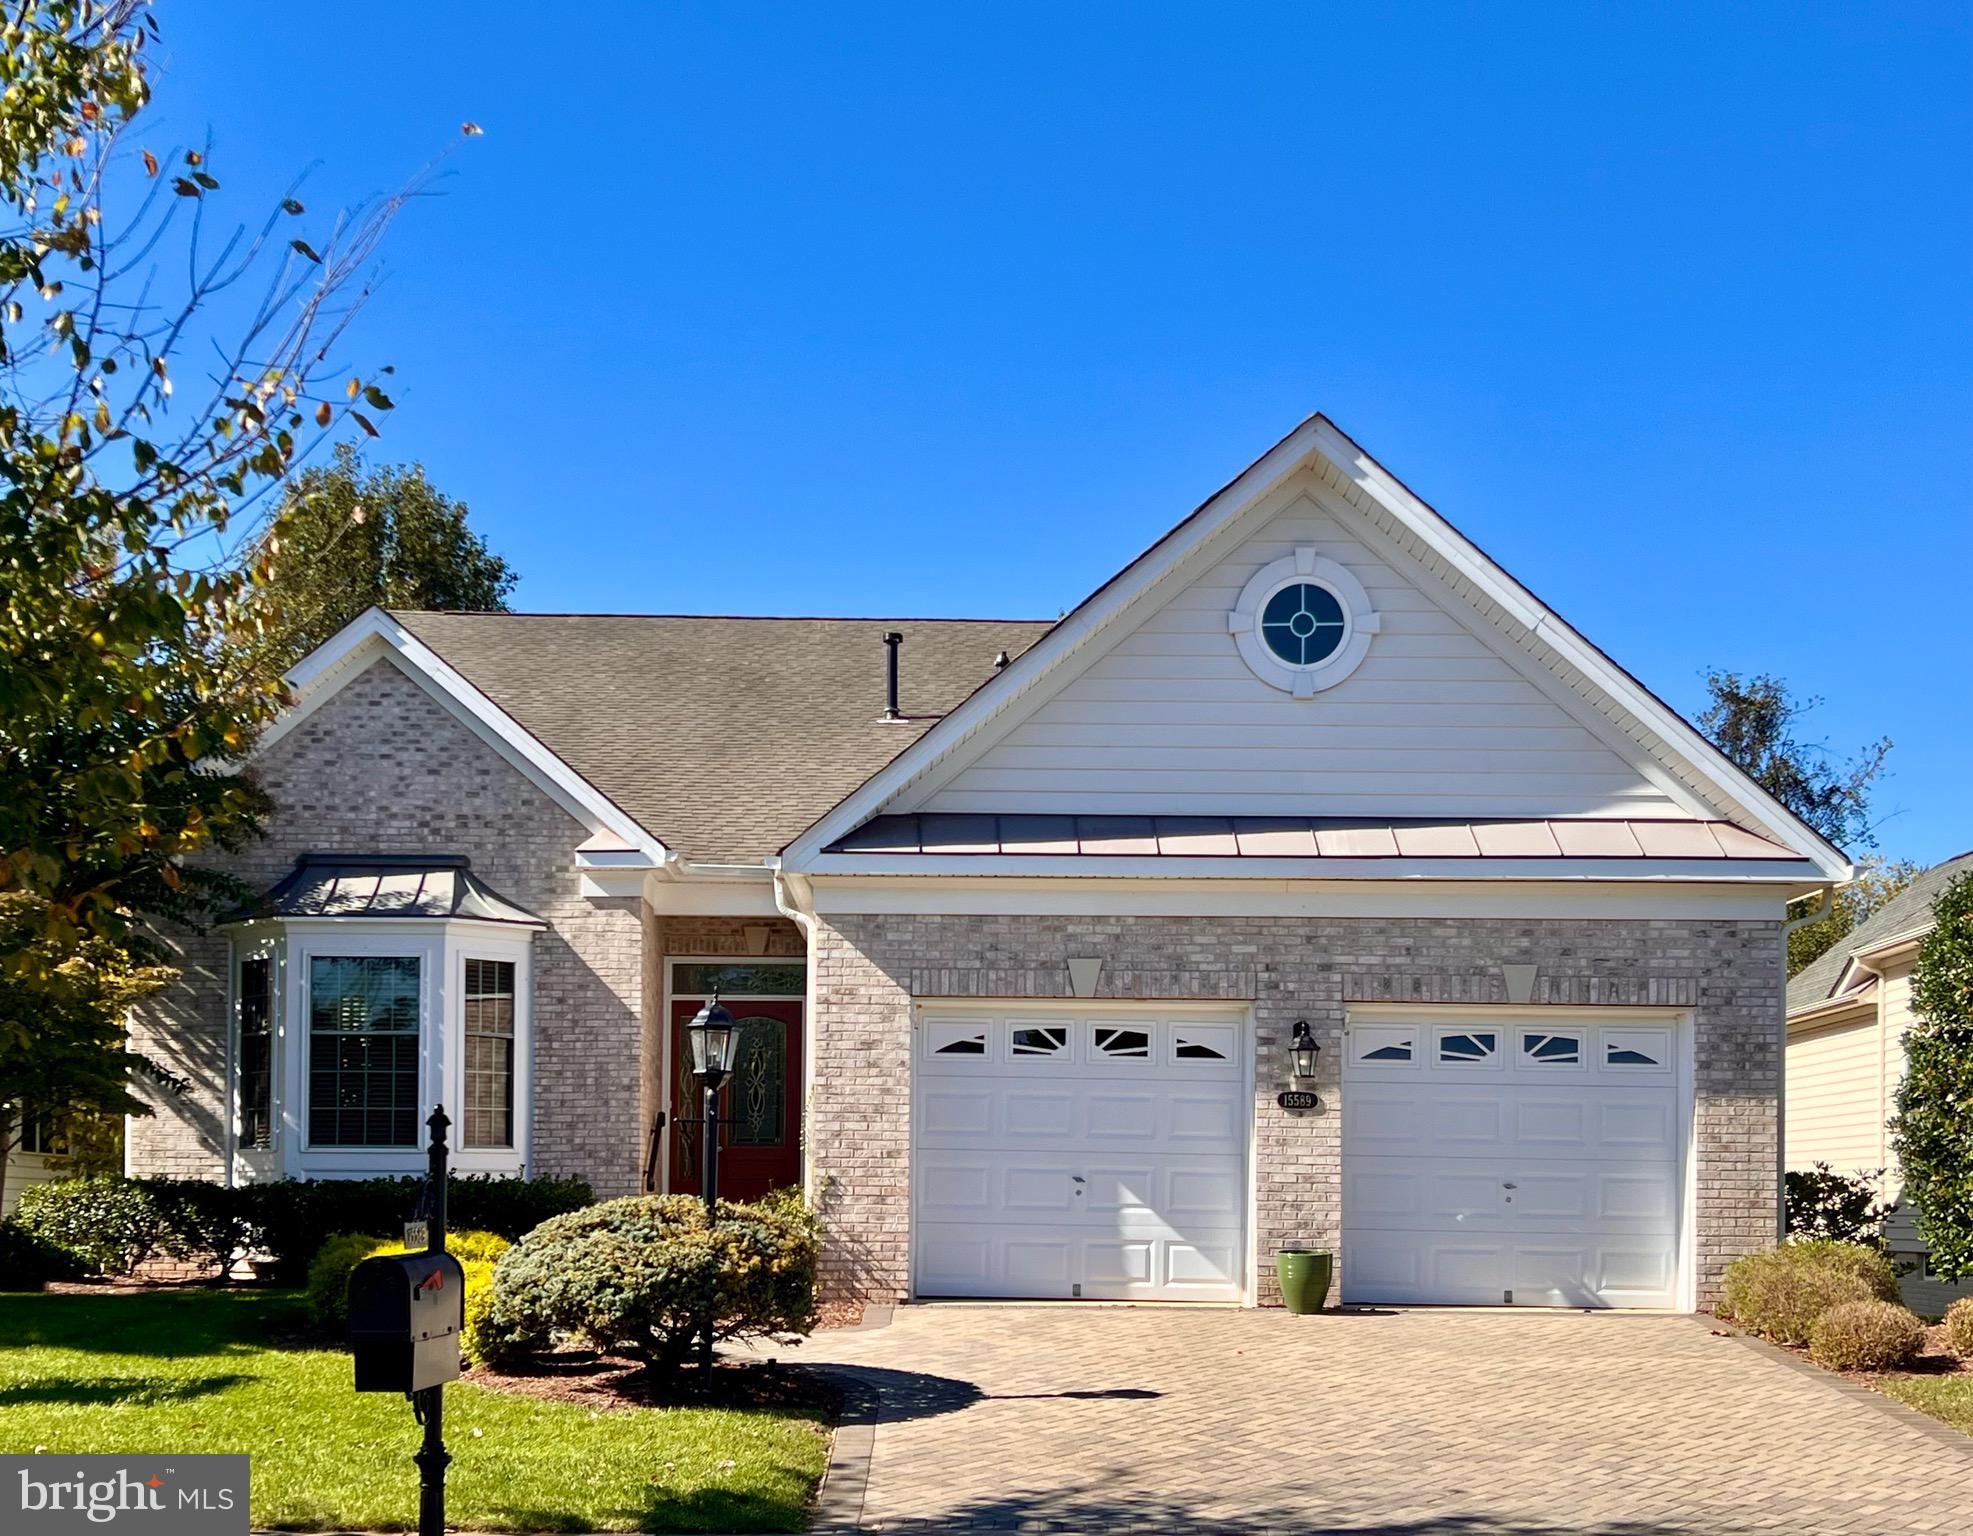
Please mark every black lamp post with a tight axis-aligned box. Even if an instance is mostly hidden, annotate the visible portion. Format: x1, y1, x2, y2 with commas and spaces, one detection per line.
685, 993, 740, 1368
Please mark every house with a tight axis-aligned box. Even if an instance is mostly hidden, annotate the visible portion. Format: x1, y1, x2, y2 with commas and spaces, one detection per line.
126, 413, 1850, 1311
2, 1117, 69, 1216
1786, 851, 1973, 1314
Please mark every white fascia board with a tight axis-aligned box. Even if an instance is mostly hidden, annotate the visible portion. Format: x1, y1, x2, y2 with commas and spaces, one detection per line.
1785, 992, 1879, 1028
1308, 419, 1852, 881
261, 608, 671, 867
797, 852, 1825, 884
1827, 928, 1929, 996
778, 416, 1331, 866
644, 875, 787, 917
807, 875, 1798, 920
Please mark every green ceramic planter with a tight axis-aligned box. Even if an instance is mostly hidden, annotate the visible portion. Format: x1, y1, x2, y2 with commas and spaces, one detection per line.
1275, 1248, 1333, 1314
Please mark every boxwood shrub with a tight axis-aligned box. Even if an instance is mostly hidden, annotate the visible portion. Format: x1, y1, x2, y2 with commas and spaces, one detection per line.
14, 1177, 174, 1276
1808, 1299, 1926, 1371
1944, 1296, 1973, 1357
244, 1172, 593, 1280
482, 1190, 818, 1374
1719, 1240, 1901, 1347
12, 1172, 592, 1282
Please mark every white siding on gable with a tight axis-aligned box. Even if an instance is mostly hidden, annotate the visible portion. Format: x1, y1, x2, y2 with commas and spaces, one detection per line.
918, 474, 1693, 820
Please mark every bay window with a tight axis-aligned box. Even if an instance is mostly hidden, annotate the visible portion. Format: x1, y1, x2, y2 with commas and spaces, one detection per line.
220, 854, 541, 1177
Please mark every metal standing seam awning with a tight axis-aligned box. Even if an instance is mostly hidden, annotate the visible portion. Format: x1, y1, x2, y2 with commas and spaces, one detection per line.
825, 814, 1803, 862
224, 853, 546, 926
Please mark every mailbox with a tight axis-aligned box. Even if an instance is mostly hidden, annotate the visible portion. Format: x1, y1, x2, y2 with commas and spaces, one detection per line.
348, 1250, 466, 1393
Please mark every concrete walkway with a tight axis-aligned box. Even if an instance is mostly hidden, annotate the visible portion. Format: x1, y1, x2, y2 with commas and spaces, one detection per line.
775, 1304, 1973, 1535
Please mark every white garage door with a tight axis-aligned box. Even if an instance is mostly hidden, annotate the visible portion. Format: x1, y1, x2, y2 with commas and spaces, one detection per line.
913, 1009, 1247, 1301
1342, 1015, 1685, 1308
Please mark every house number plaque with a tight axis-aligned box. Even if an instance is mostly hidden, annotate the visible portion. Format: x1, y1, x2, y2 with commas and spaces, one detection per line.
1275, 1090, 1319, 1111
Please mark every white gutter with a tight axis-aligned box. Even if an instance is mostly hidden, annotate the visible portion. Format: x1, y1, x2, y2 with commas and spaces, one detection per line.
768, 860, 823, 1209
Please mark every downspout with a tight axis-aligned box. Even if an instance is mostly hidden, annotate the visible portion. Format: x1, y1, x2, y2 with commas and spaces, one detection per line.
1777, 887, 1836, 1237
1840, 950, 1890, 1174
768, 861, 822, 1208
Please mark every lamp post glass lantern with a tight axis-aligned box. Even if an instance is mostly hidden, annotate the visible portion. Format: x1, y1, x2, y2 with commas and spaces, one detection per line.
687, 994, 740, 1081
1291, 1020, 1321, 1081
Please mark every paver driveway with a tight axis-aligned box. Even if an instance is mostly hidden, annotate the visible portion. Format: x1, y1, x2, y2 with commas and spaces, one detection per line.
775, 1304, 1973, 1535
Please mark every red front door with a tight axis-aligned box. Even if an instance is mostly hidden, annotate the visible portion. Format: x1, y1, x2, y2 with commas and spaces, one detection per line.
670, 996, 803, 1201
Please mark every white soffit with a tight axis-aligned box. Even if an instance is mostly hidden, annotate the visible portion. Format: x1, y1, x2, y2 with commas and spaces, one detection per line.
781, 415, 1851, 881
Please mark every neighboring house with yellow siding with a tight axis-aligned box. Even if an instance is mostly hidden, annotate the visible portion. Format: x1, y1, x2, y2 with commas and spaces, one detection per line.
1786, 850, 1973, 1315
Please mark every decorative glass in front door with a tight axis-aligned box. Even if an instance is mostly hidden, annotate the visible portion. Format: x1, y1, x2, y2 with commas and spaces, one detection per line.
727, 1016, 786, 1146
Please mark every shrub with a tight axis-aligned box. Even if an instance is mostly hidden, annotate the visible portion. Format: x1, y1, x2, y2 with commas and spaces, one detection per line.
0, 1217, 85, 1290
305, 1228, 511, 1366
1785, 1163, 1890, 1245
243, 1173, 592, 1281
1809, 1299, 1927, 1371
1719, 1240, 1901, 1346
1890, 871, 1973, 1283
482, 1189, 818, 1374
14, 1177, 173, 1276
1944, 1296, 1973, 1357
11, 1172, 592, 1284
145, 1177, 258, 1278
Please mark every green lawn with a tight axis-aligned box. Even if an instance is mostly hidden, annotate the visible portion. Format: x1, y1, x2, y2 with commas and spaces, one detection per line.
1877, 1373, 1973, 1435
0, 1291, 829, 1531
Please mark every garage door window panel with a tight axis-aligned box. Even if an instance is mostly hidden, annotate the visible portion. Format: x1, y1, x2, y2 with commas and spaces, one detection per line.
927, 1018, 988, 1058
1351, 1027, 1416, 1066
1010, 1024, 1070, 1058
1521, 1032, 1584, 1069
1093, 1025, 1151, 1060
1436, 1029, 1500, 1067
1603, 1029, 1672, 1071
1173, 1025, 1234, 1063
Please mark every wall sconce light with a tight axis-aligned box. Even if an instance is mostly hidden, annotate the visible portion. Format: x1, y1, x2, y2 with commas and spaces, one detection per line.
1291, 1020, 1321, 1081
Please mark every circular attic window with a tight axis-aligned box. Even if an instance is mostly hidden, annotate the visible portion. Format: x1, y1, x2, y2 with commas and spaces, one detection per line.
1227, 548, 1380, 697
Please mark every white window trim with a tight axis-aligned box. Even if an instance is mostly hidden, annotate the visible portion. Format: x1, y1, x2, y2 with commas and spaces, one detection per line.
230, 924, 283, 1184
1226, 546, 1382, 696
222, 918, 536, 1183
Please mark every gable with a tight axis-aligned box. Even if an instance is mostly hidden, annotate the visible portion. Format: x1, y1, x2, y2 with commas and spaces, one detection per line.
785, 414, 1849, 882
913, 469, 1694, 821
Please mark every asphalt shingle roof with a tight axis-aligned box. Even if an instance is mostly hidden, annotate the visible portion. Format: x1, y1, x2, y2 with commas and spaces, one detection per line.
391, 611, 1053, 863
1786, 850, 1973, 1014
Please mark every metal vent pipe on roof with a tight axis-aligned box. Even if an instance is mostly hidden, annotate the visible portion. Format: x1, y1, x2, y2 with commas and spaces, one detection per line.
883, 631, 903, 720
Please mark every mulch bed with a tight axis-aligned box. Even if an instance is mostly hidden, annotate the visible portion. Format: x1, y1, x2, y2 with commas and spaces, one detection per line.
471, 1347, 840, 1415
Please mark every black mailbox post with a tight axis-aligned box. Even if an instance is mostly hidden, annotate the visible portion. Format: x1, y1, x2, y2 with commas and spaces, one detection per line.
348, 1104, 459, 1536
349, 1249, 466, 1394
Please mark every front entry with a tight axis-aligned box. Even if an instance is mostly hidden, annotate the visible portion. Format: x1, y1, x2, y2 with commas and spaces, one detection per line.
670, 992, 803, 1202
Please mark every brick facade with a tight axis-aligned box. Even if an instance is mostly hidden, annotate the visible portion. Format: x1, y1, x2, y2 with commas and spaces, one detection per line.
809, 910, 1783, 1307
126, 659, 645, 1196
123, 656, 1785, 1315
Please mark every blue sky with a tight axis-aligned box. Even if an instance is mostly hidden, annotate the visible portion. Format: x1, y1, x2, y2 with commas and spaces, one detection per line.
159, 4, 1968, 866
